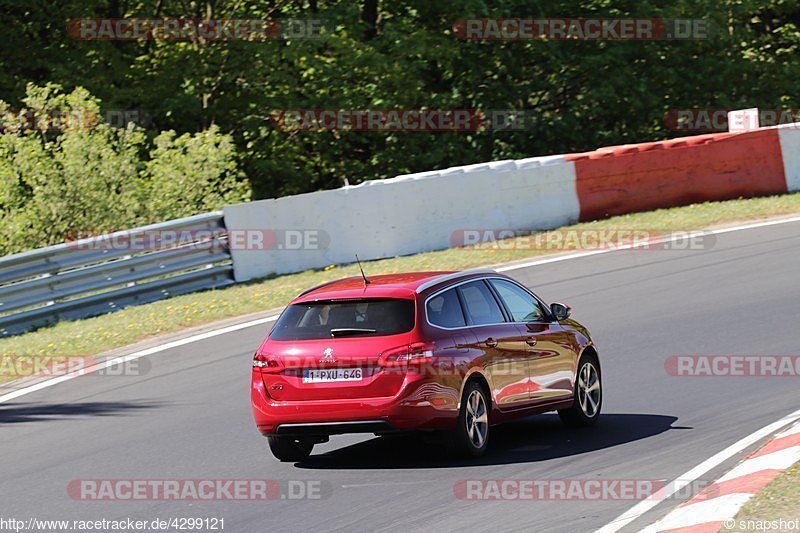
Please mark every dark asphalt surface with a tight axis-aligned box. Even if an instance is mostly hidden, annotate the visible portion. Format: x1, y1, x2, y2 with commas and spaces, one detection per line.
2, 220, 799, 532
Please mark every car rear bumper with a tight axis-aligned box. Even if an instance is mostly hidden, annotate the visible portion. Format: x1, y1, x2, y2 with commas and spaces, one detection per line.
251, 372, 460, 436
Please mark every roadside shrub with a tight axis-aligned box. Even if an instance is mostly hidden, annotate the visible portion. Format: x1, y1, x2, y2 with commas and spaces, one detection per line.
0, 84, 251, 255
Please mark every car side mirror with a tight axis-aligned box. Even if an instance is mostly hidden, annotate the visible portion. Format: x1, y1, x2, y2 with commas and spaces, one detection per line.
550, 302, 571, 321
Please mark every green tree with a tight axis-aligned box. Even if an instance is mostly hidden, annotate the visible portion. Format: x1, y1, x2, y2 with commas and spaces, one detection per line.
0, 84, 250, 254
1, 0, 800, 252
144, 126, 250, 220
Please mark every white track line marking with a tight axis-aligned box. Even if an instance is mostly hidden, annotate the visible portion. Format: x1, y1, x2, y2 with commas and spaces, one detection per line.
717, 446, 800, 483
639, 493, 754, 532
497, 215, 800, 273
595, 407, 800, 533
0, 314, 279, 404
777, 423, 800, 438
4, 214, 800, 405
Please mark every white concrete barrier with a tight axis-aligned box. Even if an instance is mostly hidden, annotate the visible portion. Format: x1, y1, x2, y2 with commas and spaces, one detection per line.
778, 125, 800, 192
224, 155, 578, 281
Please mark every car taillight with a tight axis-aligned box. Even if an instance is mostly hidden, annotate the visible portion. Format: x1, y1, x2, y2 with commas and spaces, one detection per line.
252, 353, 283, 373
380, 342, 435, 366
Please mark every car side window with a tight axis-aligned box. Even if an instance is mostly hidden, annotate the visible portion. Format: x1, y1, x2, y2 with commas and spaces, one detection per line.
489, 279, 547, 323
426, 288, 466, 328
457, 281, 506, 325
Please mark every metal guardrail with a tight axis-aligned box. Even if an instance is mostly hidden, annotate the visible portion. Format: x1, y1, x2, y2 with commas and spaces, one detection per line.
0, 212, 235, 337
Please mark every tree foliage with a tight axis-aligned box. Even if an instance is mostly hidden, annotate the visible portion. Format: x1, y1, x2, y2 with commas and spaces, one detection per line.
0, 84, 249, 254
0, 0, 798, 252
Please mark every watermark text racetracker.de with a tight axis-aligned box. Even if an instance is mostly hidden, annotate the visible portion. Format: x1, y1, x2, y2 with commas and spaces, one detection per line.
666, 355, 800, 377
0, 108, 149, 132
453, 479, 713, 501
269, 109, 536, 132
0, 355, 149, 379
450, 228, 715, 252
67, 479, 331, 501
452, 18, 714, 40
68, 18, 328, 41
66, 229, 329, 252
665, 108, 800, 132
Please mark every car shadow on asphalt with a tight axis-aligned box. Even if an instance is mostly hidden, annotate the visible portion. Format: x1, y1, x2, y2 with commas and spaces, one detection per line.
294, 413, 683, 469
0, 400, 162, 424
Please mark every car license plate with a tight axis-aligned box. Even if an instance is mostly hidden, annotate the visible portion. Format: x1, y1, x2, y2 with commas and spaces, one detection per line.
302, 368, 363, 383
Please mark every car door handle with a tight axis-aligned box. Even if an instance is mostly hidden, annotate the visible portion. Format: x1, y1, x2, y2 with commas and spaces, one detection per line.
485, 338, 498, 348
525, 336, 537, 346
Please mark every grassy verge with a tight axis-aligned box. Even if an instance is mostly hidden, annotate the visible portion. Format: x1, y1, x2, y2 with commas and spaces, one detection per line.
729, 461, 800, 531
2, 191, 800, 381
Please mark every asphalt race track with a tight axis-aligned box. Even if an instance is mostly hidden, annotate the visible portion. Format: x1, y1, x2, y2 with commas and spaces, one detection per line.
2, 220, 799, 532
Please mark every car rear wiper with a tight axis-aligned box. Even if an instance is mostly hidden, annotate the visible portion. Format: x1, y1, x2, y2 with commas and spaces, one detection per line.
329, 328, 377, 337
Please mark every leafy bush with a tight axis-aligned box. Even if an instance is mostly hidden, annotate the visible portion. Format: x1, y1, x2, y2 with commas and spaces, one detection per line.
0, 84, 251, 255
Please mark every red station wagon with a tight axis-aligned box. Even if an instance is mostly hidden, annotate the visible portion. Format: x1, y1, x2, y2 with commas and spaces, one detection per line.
251, 269, 602, 461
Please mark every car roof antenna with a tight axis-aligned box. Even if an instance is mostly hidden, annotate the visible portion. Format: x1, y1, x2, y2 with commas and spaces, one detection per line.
355, 254, 371, 285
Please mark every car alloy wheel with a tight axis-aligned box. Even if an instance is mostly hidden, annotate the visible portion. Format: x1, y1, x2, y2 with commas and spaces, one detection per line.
577, 361, 601, 418
558, 353, 602, 427
465, 388, 489, 449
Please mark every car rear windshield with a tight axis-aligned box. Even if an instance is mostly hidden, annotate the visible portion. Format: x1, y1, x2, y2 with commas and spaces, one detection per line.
269, 298, 416, 340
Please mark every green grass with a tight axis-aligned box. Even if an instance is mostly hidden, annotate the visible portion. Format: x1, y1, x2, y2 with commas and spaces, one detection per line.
729, 461, 800, 531
2, 191, 800, 382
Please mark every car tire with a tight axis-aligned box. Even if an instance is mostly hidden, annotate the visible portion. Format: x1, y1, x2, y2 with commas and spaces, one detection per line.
558, 352, 602, 427
446, 380, 490, 458
267, 436, 314, 462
